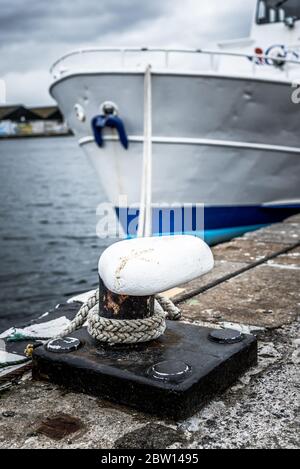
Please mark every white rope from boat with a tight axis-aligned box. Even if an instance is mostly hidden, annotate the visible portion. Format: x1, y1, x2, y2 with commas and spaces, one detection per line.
137, 64, 153, 238
60, 65, 180, 344
59, 289, 181, 344
59, 64, 180, 344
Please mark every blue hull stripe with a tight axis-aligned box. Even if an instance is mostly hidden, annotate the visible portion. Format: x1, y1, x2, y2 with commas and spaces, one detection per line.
116, 205, 300, 245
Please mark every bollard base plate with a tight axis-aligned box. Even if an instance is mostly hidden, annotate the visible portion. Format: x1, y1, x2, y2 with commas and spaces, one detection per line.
33, 322, 257, 420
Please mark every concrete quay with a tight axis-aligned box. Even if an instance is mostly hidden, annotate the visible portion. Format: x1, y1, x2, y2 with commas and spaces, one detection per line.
0, 216, 299, 449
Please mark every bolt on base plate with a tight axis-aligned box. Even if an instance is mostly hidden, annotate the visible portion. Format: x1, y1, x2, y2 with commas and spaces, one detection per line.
33, 322, 257, 420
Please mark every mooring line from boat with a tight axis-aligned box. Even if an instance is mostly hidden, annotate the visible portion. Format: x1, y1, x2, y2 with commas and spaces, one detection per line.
10, 65, 180, 353
0, 81, 181, 366
58, 65, 181, 345
0, 292, 181, 364
137, 65, 153, 238
3, 239, 298, 360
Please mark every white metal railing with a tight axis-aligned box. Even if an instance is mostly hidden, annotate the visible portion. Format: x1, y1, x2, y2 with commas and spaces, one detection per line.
50, 47, 300, 80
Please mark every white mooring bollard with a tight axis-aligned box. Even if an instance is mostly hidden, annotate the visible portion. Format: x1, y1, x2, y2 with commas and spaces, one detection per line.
33, 232, 257, 421
99, 235, 214, 297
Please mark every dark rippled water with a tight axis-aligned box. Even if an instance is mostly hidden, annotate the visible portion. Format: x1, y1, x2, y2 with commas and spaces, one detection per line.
0, 136, 112, 331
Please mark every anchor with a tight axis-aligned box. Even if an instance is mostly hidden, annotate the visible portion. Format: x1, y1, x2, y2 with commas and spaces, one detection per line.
32, 66, 257, 419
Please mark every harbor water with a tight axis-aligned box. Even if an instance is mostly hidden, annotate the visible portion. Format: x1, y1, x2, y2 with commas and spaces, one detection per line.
0, 137, 111, 330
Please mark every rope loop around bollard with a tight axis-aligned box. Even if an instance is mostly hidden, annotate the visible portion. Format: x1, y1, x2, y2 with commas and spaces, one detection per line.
58, 67, 181, 346
59, 289, 181, 344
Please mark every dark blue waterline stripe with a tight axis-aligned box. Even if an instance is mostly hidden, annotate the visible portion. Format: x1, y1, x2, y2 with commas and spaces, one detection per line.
116, 205, 300, 244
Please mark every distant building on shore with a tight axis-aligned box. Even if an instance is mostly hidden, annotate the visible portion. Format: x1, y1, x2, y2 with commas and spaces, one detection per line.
0, 105, 71, 138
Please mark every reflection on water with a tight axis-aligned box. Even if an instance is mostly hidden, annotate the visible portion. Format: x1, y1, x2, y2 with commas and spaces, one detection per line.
0, 136, 112, 330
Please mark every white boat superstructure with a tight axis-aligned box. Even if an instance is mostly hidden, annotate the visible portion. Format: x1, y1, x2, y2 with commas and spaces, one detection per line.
50, 0, 300, 244
50, 46, 300, 87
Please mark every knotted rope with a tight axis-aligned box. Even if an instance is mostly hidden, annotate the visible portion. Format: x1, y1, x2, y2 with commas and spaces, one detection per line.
46, 67, 180, 347
59, 289, 181, 344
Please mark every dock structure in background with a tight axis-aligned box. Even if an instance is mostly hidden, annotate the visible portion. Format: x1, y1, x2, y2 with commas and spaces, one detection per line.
0, 105, 71, 138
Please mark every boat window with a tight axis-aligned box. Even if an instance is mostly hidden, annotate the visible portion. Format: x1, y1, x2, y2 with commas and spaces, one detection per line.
256, 0, 300, 24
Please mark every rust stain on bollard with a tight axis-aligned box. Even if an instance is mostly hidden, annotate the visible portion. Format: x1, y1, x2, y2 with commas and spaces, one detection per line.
99, 277, 153, 320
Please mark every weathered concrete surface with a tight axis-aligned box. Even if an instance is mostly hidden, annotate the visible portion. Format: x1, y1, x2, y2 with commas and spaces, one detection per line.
0, 320, 298, 449
212, 239, 288, 264
179, 219, 300, 329
166, 220, 299, 304
169, 260, 249, 303
244, 222, 300, 245
180, 263, 300, 328
282, 214, 300, 224
0, 217, 299, 449
267, 246, 300, 268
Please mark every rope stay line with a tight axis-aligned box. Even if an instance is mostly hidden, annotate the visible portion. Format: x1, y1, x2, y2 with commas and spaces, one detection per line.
137, 64, 153, 238
58, 64, 181, 344
0, 65, 181, 365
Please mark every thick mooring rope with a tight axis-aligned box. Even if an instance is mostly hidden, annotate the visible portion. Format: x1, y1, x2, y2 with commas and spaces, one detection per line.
60, 289, 181, 344
60, 67, 181, 345
58, 66, 181, 345
137, 64, 152, 238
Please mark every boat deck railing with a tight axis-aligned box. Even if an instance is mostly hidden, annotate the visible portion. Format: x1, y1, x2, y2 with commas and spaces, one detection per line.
50, 47, 300, 81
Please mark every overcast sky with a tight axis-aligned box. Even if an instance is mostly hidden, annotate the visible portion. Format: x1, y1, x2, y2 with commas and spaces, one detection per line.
0, 0, 256, 105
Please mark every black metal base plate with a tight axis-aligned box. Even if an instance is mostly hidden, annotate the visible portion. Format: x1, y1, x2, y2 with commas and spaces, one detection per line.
32, 322, 257, 420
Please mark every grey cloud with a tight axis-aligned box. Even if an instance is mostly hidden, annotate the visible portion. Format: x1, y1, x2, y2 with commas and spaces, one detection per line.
0, 0, 169, 45
0, 0, 172, 76
0, 0, 257, 104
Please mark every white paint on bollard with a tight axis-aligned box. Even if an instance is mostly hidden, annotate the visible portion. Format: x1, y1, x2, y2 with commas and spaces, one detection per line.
99, 235, 214, 296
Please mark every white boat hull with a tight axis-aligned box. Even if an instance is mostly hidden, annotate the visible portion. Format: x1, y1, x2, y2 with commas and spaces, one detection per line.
50, 71, 300, 243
